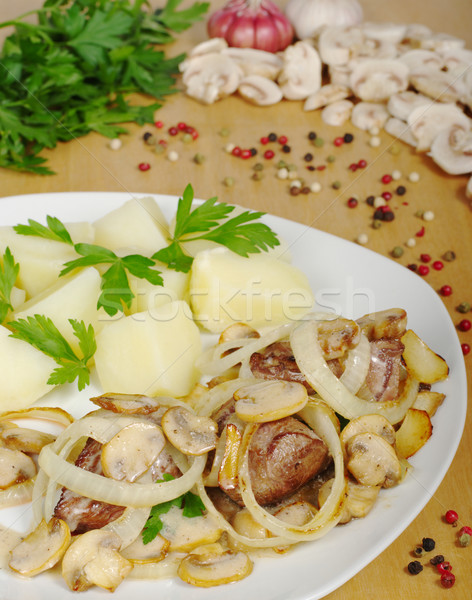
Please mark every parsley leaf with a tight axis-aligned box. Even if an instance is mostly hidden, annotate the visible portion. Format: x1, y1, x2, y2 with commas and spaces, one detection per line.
0, 0, 209, 174
142, 473, 206, 544
8, 315, 96, 391
153, 184, 280, 272
0, 248, 20, 325
60, 243, 164, 316
13, 215, 74, 245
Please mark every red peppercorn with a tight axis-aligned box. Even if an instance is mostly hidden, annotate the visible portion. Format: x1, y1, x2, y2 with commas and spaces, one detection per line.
348, 163, 358, 171
440, 285, 453, 296
418, 265, 429, 276
445, 510, 459, 525
357, 159, 367, 168
138, 162, 151, 171
382, 191, 392, 201
155, 120, 164, 128
232, 146, 242, 157
317, 165, 326, 171
347, 197, 358, 208
334, 136, 344, 147
381, 174, 392, 184
278, 135, 288, 144
420, 253, 431, 263
462, 343, 471, 356
177, 121, 187, 130
460, 526, 472, 536
416, 226, 425, 237
168, 126, 178, 136
458, 319, 471, 332
191, 129, 199, 140
436, 561, 453, 574
263, 149, 275, 159
433, 260, 444, 270
158, 139, 168, 148
260, 136, 269, 145
440, 572, 456, 589
185, 125, 195, 134
240, 149, 252, 159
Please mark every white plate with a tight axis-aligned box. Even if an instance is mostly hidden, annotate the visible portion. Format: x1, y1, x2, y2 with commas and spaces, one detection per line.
0, 192, 467, 600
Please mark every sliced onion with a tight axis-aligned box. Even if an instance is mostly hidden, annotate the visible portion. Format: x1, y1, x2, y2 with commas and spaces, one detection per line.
238, 399, 345, 542
339, 333, 371, 394
290, 320, 419, 424
196, 378, 258, 417
102, 507, 151, 549
0, 476, 36, 508
38, 443, 206, 509
127, 552, 186, 579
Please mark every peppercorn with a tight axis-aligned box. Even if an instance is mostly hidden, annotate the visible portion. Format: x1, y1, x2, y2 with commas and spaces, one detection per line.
143, 131, 153, 142
168, 126, 178, 136
392, 246, 404, 258
181, 133, 193, 143
458, 319, 471, 332
418, 265, 429, 276
420, 253, 431, 263
250, 147, 257, 156
462, 343, 471, 355
366, 195, 375, 206
219, 127, 230, 137
430, 554, 445, 565
304, 153, 313, 162
432, 260, 444, 270
436, 561, 452, 574
440, 285, 453, 296
333, 137, 344, 147
347, 197, 358, 208
327, 155, 336, 163
308, 131, 317, 140
301, 186, 310, 194
138, 162, 151, 171
260, 136, 269, 144
440, 572, 456, 588
443, 250, 456, 262
357, 159, 367, 168
408, 264, 418, 272
372, 220, 382, 229
253, 162, 264, 171
381, 174, 393, 184
343, 133, 354, 143
314, 137, 324, 147
278, 135, 288, 145
413, 546, 424, 557
264, 149, 275, 159
223, 176, 234, 187
457, 302, 471, 313
445, 510, 458, 525
268, 132, 277, 142
373, 208, 384, 220
193, 153, 205, 165
306, 165, 316, 171
252, 171, 263, 181
281, 144, 291, 153
382, 210, 395, 222
290, 186, 300, 196
459, 533, 471, 547
396, 185, 406, 195
422, 537, 435, 552
332, 180, 341, 190
407, 561, 423, 575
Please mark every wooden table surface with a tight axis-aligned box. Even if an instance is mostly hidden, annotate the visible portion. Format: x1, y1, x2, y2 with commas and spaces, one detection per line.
1, 1, 471, 598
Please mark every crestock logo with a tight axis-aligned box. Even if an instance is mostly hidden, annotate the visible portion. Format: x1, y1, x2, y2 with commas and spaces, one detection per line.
97, 276, 377, 325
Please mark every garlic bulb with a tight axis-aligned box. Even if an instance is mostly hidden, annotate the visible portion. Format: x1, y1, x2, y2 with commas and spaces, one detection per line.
285, 0, 363, 41
207, 0, 294, 53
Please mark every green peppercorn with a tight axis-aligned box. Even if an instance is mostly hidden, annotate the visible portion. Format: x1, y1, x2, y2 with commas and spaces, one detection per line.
182, 133, 193, 144
253, 162, 264, 171
415, 210, 424, 218
332, 180, 341, 190
389, 143, 401, 155
372, 220, 382, 229
326, 155, 336, 163
392, 246, 404, 258
443, 250, 456, 262
277, 160, 288, 169
154, 144, 165, 154
457, 302, 471, 313
223, 176, 234, 187
219, 128, 231, 137
459, 533, 471, 547
193, 153, 205, 165
287, 163, 297, 172
313, 137, 324, 147
252, 171, 263, 181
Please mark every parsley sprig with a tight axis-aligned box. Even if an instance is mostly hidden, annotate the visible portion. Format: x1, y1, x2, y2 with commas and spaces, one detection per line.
142, 474, 206, 544
60, 244, 164, 316
0, 0, 209, 174
9, 315, 96, 390
0, 248, 20, 325
153, 184, 280, 272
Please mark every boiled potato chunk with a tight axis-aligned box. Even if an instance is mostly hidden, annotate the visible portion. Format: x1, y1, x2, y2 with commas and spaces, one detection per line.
94, 300, 201, 397
0, 325, 56, 411
13, 267, 104, 355
395, 408, 433, 459
0, 222, 94, 299
189, 248, 314, 333
128, 267, 189, 314
401, 329, 449, 383
93, 197, 169, 256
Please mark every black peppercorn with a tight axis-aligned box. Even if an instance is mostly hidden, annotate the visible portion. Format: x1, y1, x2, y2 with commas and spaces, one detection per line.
306, 165, 316, 171
268, 133, 277, 142
304, 153, 313, 162
366, 195, 375, 206
422, 538, 436, 552
282, 144, 291, 153
407, 264, 418, 272
382, 210, 395, 222
343, 133, 354, 143
308, 131, 317, 140
250, 147, 257, 156
430, 555, 445, 566
396, 185, 407, 196
373, 208, 384, 220
407, 561, 423, 575
143, 132, 152, 141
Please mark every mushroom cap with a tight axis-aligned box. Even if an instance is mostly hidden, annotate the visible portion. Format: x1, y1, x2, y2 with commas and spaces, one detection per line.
233, 379, 308, 422
346, 431, 401, 488
351, 101, 389, 131
407, 102, 470, 152
350, 59, 409, 101
278, 41, 322, 100
161, 406, 218, 455
238, 75, 283, 106
429, 125, 472, 175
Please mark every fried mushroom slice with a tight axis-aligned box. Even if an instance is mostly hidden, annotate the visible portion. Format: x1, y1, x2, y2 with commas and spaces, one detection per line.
346, 432, 401, 488
161, 406, 218, 456
62, 530, 133, 592
0, 448, 36, 489
90, 393, 161, 415
233, 380, 308, 423
1, 427, 55, 454
9, 518, 71, 576
318, 478, 380, 524
178, 545, 253, 587
356, 308, 407, 341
